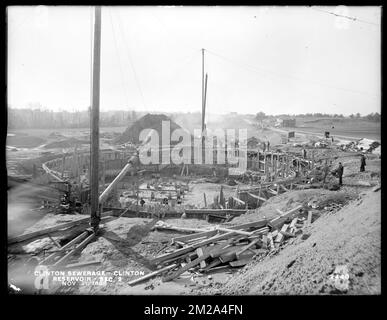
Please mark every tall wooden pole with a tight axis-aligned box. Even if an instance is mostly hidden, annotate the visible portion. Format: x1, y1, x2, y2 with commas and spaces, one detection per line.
201, 48, 205, 163
90, 6, 102, 232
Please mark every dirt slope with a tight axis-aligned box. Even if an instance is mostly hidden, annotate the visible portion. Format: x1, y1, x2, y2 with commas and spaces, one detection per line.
220, 188, 381, 295
115, 113, 189, 145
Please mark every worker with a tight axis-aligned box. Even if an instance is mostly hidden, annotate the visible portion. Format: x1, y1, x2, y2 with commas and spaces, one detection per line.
360, 153, 366, 172
262, 142, 266, 152
302, 148, 307, 159
119, 194, 126, 208
267, 141, 270, 151
336, 162, 344, 186
176, 194, 182, 205
140, 198, 145, 207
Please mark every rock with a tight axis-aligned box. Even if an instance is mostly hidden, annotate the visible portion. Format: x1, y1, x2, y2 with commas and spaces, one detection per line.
301, 233, 311, 240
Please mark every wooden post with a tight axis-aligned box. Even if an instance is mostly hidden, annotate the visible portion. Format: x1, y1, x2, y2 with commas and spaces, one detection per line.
90, 6, 102, 231
201, 50, 207, 163
307, 211, 313, 225
61, 155, 66, 178
273, 153, 277, 178
312, 151, 315, 169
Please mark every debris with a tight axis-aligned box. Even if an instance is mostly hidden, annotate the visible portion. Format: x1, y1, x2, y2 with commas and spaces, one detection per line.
8, 214, 114, 244
128, 264, 177, 286
64, 260, 101, 269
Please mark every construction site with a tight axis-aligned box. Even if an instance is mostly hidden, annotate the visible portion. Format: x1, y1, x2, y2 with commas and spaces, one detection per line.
7, 6, 381, 296
7, 106, 381, 295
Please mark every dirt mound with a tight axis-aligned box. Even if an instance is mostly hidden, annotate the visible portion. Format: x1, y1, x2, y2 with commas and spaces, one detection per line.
7, 134, 46, 148
48, 132, 65, 138
115, 113, 190, 145
229, 188, 356, 225
43, 138, 89, 149
220, 189, 381, 295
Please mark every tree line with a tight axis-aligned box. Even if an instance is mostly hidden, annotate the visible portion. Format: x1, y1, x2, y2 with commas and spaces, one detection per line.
255, 111, 381, 121
7, 107, 142, 129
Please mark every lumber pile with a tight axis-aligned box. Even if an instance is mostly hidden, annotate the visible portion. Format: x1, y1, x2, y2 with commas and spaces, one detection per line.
129, 205, 308, 286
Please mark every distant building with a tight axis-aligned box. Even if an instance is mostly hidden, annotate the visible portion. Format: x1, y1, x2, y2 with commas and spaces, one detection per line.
282, 119, 296, 127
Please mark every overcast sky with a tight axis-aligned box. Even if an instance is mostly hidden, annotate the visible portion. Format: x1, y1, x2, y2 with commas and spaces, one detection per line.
7, 6, 381, 115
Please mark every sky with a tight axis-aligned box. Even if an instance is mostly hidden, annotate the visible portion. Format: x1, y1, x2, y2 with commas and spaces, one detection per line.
7, 6, 381, 115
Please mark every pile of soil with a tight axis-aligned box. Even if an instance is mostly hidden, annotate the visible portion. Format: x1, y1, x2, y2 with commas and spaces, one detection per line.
43, 138, 90, 149
115, 113, 191, 145
218, 189, 380, 294
7, 134, 46, 148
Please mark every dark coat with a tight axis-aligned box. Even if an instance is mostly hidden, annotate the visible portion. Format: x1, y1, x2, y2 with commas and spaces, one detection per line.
337, 164, 344, 177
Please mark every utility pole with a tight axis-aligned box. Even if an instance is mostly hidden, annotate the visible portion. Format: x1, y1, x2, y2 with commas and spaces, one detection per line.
90, 6, 102, 232
201, 48, 205, 163
203, 73, 208, 133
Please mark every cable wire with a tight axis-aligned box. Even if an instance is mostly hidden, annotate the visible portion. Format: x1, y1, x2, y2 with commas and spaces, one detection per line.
205, 48, 379, 99
310, 7, 380, 27
108, 7, 131, 110
114, 10, 147, 109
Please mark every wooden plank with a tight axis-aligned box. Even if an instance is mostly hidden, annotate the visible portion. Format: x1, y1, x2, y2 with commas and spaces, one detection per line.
185, 209, 247, 216
154, 225, 212, 234
53, 232, 96, 266
155, 219, 269, 264
247, 226, 270, 238
200, 258, 222, 272
280, 184, 289, 192
231, 196, 245, 205
270, 230, 279, 238
269, 205, 303, 229
261, 234, 268, 249
172, 230, 218, 243
267, 188, 278, 195
235, 238, 261, 259
39, 231, 89, 265
275, 224, 289, 243
195, 247, 207, 268
162, 242, 229, 282
210, 245, 241, 258
207, 214, 227, 223
280, 231, 296, 238
64, 260, 101, 269
230, 257, 252, 267
307, 211, 313, 226
215, 227, 253, 236
219, 247, 257, 264
289, 218, 298, 229
267, 233, 275, 250
9, 215, 92, 244
129, 264, 177, 286
247, 192, 267, 202
227, 219, 268, 231
152, 231, 236, 265
48, 234, 61, 248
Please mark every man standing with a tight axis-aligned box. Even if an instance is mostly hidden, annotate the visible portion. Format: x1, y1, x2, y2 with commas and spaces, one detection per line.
360, 153, 366, 172
337, 162, 344, 186
267, 141, 270, 151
